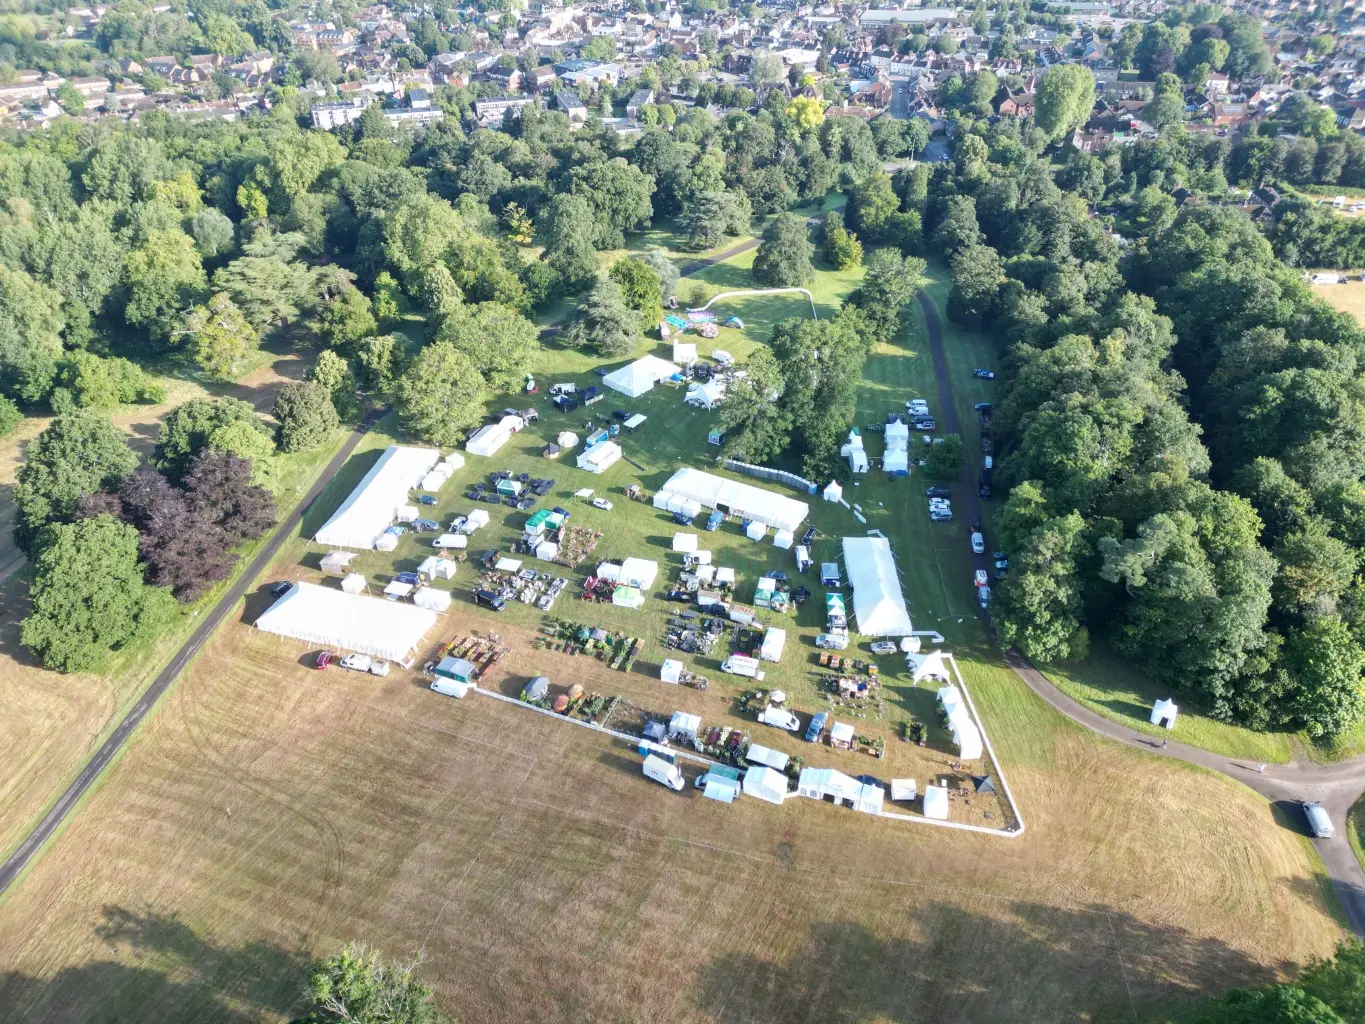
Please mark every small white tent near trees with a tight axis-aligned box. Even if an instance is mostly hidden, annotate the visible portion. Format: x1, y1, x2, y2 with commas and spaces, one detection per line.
603, 355, 682, 397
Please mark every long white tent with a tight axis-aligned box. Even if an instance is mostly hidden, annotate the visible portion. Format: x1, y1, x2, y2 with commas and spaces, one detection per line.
655, 468, 809, 533
315, 445, 440, 549
842, 536, 913, 636
255, 581, 437, 666
602, 355, 681, 398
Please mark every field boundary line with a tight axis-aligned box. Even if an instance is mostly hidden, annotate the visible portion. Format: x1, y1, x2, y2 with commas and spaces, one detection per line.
1107, 912, 1140, 1024
947, 653, 1027, 838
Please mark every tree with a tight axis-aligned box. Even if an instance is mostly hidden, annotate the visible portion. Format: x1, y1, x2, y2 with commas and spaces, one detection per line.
356, 335, 400, 393
188, 208, 235, 260
824, 218, 863, 270
0, 396, 21, 438
211, 232, 320, 333
996, 510, 1091, 662
372, 272, 402, 326
609, 258, 665, 326
52, 352, 164, 412
21, 515, 175, 672
274, 381, 340, 454
54, 82, 84, 115
749, 50, 784, 84
538, 193, 600, 293
154, 397, 269, 482
124, 229, 208, 343
848, 173, 902, 242
0, 265, 66, 402
717, 348, 793, 462
310, 350, 362, 422
318, 286, 378, 351
569, 159, 655, 249
1274, 524, 1358, 618
179, 292, 259, 381
753, 214, 814, 287
633, 250, 680, 301
924, 433, 966, 479
14, 412, 138, 552
299, 944, 448, 1024
847, 249, 924, 344
394, 341, 489, 446
1034, 64, 1096, 140
208, 419, 278, 490
117, 465, 234, 601
562, 277, 639, 357
183, 448, 276, 546
434, 302, 539, 392
1280, 616, 1364, 738
679, 190, 750, 251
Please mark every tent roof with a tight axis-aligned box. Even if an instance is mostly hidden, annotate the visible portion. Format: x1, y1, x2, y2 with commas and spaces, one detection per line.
314, 446, 441, 549
842, 536, 913, 636
659, 468, 809, 533
255, 582, 437, 664
923, 785, 949, 819
602, 355, 681, 396
972, 775, 996, 793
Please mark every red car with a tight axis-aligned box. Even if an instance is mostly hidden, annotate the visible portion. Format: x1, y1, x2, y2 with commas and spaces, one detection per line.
314, 649, 334, 669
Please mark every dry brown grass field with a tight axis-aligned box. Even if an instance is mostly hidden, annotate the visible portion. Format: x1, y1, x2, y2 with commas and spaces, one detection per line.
0, 587, 1344, 1024
1314, 281, 1365, 323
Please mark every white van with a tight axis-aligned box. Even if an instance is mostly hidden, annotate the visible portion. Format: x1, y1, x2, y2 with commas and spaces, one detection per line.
1303, 801, 1335, 838
430, 678, 472, 698
816, 632, 849, 650
643, 754, 685, 791
758, 706, 801, 731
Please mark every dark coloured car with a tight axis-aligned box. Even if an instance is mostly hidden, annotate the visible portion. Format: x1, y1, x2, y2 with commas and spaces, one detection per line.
417, 494, 439, 505
768, 570, 789, 582
269, 580, 293, 598
801, 527, 816, 546
480, 550, 499, 568
979, 479, 993, 500
411, 518, 440, 532
395, 571, 421, 586
980, 434, 993, 454
968, 515, 981, 533
473, 589, 506, 611
613, 409, 630, 421
925, 486, 952, 499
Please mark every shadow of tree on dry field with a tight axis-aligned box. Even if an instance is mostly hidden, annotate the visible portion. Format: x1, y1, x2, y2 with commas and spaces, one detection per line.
0, 906, 310, 1024
694, 902, 1296, 1024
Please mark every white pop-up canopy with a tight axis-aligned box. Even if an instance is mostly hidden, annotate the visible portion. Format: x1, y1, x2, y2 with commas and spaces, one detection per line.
656, 468, 809, 533
842, 536, 913, 636
823, 480, 843, 502
743, 766, 789, 805
255, 581, 437, 666
673, 532, 699, 552
619, 557, 658, 589
603, 355, 682, 398
315, 446, 441, 549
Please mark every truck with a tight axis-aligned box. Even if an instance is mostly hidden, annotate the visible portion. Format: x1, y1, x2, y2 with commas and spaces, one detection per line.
339, 653, 391, 676
721, 654, 763, 678
758, 706, 801, 731
643, 753, 686, 791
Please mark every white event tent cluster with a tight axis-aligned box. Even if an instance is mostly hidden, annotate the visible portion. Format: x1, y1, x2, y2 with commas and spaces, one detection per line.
841, 536, 913, 636
654, 468, 809, 533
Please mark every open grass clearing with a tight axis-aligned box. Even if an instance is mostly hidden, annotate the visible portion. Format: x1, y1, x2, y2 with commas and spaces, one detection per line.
1314, 281, 1365, 324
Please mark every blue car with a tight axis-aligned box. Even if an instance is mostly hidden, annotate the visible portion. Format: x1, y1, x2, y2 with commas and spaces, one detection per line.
411, 518, 439, 532
417, 494, 439, 505
384, 525, 408, 536
395, 571, 421, 586
805, 711, 828, 743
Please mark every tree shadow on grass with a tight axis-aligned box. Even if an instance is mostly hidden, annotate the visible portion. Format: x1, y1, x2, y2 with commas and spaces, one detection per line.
0, 905, 310, 1024
693, 903, 1293, 1024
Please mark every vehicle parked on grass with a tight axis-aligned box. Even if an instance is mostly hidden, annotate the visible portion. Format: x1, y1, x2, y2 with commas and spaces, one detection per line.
758, 706, 801, 731
995, 557, 1009, 570
270, 580, 292, 597
550, 383, 576, 397
395, 571, 421, 586
417, 494, 439, 506
870, 641, 898, 655
971, 531, 985, 554
978, 585, 991, 608
925, 486, 951, 498
1303, 801, 1335, 838
974, 570, 988, 587
340, 654, 391, 676
912, 418, 936, 431
473, 589, 506, 611
805, 711, 829, 742
525, 375, 537, 393
411, 518, 439, 532
592, 498, 613, 510
314, 649, 334, 669
643, 754, 686, 791
973, 369, 996, 379
816, 632, 849, 649
433, 534, 467, 549
930, 511, 953, 522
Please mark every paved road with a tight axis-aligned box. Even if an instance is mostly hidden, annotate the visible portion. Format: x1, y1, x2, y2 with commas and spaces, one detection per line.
0, 406, 388, 899
916, 288, 1365, 936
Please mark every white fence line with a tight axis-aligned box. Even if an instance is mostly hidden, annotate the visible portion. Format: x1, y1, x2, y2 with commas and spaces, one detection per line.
696, 288, 818, 320
946, 653, 1027, 837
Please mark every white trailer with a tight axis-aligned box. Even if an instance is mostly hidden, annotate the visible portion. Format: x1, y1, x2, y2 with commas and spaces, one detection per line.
757, 706, 800, 731
643, 754, 685, 791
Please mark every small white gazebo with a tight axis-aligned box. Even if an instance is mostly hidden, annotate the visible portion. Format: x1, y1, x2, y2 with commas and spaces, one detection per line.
1151, 698, 1179, 730
661, 659, 684, 683
823, 479, 843, 502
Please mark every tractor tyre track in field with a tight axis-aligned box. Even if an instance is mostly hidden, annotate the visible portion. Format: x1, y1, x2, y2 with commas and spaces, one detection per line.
916, 286, 1365, 937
